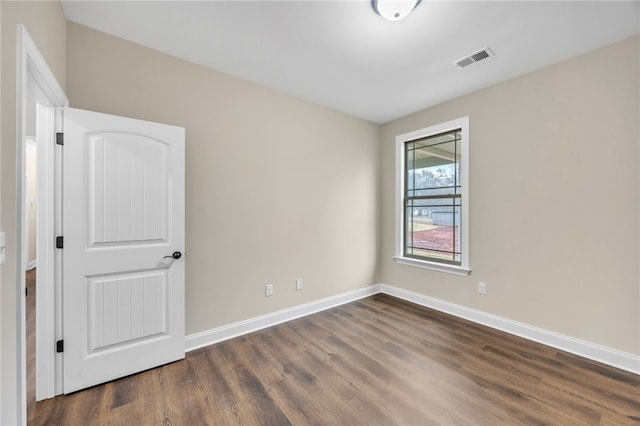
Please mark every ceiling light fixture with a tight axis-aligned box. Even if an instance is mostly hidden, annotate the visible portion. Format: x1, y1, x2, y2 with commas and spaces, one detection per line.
373, 0, 421, 21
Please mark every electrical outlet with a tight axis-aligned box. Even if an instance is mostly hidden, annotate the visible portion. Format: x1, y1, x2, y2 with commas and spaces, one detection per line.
296, 278, 303, 290
478, 282, 487, 295
265, 284, 273, 297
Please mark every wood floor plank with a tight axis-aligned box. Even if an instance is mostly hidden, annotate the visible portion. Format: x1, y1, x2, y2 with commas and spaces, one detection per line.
264, 322, 401, 425
28, 293, 640, 425
26, 268, 37, 418
248, 331, 355, 424
328, 307, 507, 425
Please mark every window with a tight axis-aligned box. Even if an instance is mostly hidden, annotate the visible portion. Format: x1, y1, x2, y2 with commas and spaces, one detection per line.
394, 117, 470, 276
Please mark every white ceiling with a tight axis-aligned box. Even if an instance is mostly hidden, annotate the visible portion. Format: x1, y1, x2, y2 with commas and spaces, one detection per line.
61, 1, 640, 124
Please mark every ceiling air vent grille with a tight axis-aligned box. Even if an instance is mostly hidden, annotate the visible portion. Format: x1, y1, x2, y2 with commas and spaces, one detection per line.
454, 47, 494, 69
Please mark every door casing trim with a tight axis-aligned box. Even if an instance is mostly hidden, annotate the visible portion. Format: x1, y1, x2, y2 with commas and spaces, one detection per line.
15, 24, 68, 424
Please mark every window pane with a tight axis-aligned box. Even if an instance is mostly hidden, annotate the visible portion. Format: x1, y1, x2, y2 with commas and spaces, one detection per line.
407, 132, 460, 199
405, 202, 460, 263
404, 128, 462, 265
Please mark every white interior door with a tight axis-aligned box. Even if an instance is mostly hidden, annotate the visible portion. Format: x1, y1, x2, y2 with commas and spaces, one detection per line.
62, 108, 185, 394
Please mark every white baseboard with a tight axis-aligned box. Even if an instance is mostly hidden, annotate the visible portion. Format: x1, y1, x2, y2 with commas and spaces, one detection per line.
185, 285, 381, 352
185, 282, 639, 375
378, 283, 640, 375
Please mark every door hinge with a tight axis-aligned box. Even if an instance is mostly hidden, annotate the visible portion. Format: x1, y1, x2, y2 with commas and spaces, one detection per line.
56, 132, 64, 145
56, 340, 64, 353
56, 236, 63, 249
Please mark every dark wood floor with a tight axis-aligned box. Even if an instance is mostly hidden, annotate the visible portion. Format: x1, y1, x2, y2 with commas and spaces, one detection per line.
26, 268, 37, 419
28, 292, 639, 425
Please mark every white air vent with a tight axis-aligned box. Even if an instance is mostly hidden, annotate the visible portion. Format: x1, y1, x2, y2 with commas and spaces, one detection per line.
454, 47, 494, 69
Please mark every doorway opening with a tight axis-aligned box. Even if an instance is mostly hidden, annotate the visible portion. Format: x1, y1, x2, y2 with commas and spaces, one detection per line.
16, 24, 68, 425
24, 91, 38, 419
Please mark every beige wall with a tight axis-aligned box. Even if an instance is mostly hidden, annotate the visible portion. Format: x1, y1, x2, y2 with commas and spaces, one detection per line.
380, 36, 640, 356
1, 1, 66, 424
66, 22, 380, 335
25, 140, 36, 266
26, 91, 36, 267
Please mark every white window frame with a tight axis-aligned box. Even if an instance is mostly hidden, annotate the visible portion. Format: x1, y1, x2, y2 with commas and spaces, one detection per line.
394, 116, 471, 276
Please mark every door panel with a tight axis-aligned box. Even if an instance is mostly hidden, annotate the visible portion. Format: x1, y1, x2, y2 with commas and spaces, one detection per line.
63, 108, 185, 394
86, 269, 168, 353
87, 133, 168, 246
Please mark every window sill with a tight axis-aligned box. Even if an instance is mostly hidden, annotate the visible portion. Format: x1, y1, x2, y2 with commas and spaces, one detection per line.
393, 256, 471, 276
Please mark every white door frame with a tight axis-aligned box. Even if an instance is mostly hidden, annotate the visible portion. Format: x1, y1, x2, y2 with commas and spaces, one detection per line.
16, 24, 67, 424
